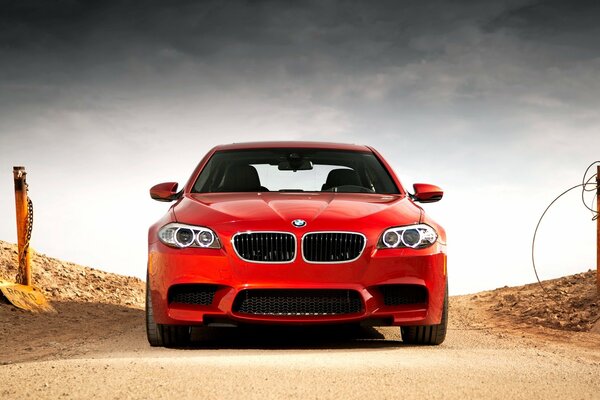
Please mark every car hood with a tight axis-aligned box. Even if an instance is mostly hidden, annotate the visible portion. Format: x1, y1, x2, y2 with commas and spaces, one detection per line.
173, 192, 421, 230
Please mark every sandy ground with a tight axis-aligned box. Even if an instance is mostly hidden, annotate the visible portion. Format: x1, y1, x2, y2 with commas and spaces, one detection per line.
1, 241, 599, 399
1, 297, 599, 399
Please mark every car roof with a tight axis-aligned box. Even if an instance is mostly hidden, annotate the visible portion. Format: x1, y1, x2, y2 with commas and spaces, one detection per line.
213, 141, 372, 152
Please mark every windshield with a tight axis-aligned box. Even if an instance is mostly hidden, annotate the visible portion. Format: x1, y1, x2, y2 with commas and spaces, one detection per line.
192, 148, 399, 194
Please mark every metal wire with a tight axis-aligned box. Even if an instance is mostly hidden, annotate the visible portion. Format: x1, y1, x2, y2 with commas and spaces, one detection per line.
581, 162, 600, 220
531, 161, 599, 295
16, 195, 33, 284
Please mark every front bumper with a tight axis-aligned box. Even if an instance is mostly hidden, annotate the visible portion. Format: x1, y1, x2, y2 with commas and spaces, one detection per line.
148, 241, 446, 327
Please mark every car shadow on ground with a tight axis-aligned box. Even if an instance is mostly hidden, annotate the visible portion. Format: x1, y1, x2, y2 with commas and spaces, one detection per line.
182, 324, 405, 350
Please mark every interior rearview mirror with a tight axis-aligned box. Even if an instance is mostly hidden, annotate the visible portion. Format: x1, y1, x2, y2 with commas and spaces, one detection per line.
278, 160, 313, 171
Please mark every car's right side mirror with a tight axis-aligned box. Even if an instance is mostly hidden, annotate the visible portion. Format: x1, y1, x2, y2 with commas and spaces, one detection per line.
150, 182, 180, 202
412, 183, 443, 203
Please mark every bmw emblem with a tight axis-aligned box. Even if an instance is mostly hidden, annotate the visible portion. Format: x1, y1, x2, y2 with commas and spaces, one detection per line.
292, 219, 307, 228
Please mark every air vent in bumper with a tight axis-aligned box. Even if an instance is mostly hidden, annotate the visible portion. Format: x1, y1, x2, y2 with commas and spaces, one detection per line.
380, 285, 428, 306
233, 289, 363, 316
168, 284, 218, 305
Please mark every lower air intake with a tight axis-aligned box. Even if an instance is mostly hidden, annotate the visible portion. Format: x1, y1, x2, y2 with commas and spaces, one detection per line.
233, 289, 363, 316
168, 284, 218, 306
380, 284, 428, 306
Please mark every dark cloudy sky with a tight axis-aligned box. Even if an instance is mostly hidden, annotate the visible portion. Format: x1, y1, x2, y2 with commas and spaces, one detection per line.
0, 0, 598, 294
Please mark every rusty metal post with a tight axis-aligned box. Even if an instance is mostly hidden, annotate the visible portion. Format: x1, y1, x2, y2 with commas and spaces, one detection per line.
0, 167, 52, 312
13, 166, 31, 286
597, 165, 600, 294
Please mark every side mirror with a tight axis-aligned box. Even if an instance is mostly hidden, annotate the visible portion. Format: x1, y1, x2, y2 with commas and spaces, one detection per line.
150, 182, 179, 202
412, 183, 443, 203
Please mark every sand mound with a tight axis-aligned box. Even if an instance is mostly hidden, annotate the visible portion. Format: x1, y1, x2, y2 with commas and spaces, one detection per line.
0, 240, 143, 308
470, 270, 600, 332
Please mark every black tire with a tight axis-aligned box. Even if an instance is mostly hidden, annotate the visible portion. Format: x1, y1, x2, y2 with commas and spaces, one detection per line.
145, 274, 163, 347
157, 324, 192, 348
401, 283, 448, 345
146, 274, 192, 348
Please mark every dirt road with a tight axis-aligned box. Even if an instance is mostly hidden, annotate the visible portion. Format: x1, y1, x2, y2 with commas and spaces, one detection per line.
1, 295, 599, 400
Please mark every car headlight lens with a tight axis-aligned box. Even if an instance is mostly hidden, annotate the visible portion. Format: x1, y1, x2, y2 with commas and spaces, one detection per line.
197, 230, 215, 248
402, 229, 421, 247
382, 230, 400, 248
175, 228, 195, 247
158, 223, 221, 249
378, 224, 437, 249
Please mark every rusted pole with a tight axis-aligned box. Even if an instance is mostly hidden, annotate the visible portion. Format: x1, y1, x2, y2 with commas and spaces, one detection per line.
13, 166, 31, 286
597, 165, 600, 294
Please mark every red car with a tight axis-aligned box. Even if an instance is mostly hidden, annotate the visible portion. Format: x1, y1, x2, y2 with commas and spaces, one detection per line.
146, 142, 447, 347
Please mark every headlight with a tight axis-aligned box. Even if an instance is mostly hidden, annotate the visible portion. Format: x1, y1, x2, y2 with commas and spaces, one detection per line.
378, 224, 437, 249
158, 223, 221, 249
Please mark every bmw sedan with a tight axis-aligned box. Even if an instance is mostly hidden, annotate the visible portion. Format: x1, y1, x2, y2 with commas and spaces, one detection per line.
146, 141, 447, 347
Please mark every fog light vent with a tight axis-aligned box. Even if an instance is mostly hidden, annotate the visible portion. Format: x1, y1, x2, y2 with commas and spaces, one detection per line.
168, 284, 218, 305
380, 285, 428, 306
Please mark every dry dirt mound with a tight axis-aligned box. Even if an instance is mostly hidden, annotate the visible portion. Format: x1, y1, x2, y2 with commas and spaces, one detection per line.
467, 270, 600, 332
0, 240, 144, 364
0, 240, 144, 307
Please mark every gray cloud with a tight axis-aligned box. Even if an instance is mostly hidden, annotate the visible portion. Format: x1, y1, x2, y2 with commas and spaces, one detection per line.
2, 0, 599, 174
2, 1, 598, 107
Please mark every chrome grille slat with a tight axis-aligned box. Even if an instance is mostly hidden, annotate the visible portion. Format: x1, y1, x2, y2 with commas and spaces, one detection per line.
233, 232, 295, 263
302, 232, 365, 263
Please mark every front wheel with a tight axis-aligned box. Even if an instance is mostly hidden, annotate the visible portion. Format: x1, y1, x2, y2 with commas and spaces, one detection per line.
158, 324, 192, 348
145, 274, 163, 347
146, 274, 192, 348
401, 284, 448, 345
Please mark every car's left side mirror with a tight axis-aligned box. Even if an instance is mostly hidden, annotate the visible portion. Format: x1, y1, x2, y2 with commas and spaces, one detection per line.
150, 182, 180, 202
412, 183, 443, 203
